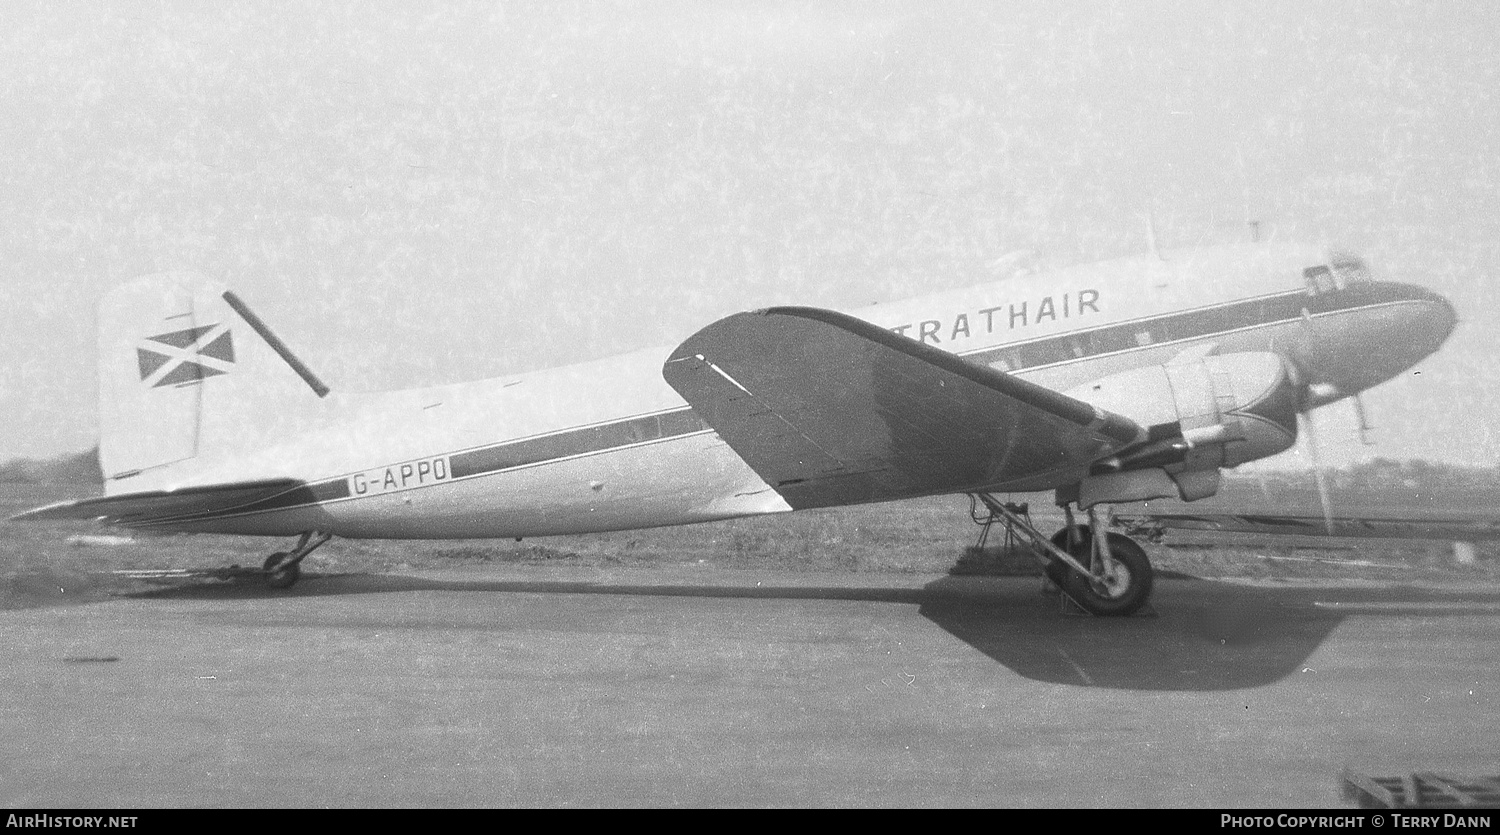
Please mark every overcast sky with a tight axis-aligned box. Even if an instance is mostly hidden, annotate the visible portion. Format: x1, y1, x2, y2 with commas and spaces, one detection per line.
1, 1, 1495, 470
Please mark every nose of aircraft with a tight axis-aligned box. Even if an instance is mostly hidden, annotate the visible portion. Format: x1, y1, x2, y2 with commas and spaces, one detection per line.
1296, 281, 1456, 406
1410, 282, 1459, 347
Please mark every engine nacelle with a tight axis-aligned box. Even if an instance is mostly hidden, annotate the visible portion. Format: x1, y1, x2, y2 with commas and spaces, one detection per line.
1061, 351, 1301, 505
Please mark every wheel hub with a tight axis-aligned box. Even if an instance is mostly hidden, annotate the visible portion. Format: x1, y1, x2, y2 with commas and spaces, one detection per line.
1091, 562, 1133, 599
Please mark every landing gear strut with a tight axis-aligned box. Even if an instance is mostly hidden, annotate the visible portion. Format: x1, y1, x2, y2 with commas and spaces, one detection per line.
261, 531, 332, 589
969, 493, 1154, 616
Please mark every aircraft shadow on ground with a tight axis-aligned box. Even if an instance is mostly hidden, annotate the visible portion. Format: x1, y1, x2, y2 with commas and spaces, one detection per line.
921, 577, 1500, 690
114, 571, 1500, 693
917, 575, 1338, 691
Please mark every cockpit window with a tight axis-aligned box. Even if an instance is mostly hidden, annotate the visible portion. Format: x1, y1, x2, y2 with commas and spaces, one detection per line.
1303, 265, 1337, 295
1331, 252, 1371, 285
1305, 252, 1372, 295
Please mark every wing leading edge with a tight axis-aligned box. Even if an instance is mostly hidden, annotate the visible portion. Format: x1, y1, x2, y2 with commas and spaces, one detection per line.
663, 306, 1144, 510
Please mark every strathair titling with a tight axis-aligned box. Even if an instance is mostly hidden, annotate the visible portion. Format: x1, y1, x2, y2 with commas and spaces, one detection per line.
888, 288, 1101, 345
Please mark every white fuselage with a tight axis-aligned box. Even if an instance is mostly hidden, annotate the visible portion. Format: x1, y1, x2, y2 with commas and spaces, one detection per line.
153, 243, 1456, 538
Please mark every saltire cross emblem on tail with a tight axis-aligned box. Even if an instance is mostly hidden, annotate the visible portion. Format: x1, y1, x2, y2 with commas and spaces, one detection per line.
137, 323, 234, 387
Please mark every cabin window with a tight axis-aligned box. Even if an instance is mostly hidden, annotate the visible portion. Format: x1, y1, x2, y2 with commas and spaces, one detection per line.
624, 416, 661, 444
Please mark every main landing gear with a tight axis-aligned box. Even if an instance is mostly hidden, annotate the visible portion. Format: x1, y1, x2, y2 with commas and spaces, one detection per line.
969, 493, 1154, 616
261, 531, 332, 589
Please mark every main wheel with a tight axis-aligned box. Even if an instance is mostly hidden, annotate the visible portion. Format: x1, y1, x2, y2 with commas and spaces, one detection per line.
262, 551, 301, 590
1052, 531, 1154, 616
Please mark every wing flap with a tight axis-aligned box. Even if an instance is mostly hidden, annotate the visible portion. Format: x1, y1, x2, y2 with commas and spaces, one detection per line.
663, 307, 1143, 509
11, 478, 305, 525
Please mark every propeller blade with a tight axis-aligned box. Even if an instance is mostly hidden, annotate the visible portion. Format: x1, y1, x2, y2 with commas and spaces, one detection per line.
1281, 350, 1335, 534
1299, 411, 1336, 535
1280, 351, 1308, 390
1353, 394, 1376, 446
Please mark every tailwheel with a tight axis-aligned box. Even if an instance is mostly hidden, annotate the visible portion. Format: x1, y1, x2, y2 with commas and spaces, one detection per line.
259, 531, 332, 590
1054, 530, 1154, 617
262, 551, 301, 589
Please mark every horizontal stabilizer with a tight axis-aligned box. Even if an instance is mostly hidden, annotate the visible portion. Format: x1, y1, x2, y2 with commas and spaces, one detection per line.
663, 306, 1143, 509
11, 479, 305, 526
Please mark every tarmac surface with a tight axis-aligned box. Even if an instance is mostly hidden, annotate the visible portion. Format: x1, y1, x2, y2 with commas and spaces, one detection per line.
2, 565, 1498, 807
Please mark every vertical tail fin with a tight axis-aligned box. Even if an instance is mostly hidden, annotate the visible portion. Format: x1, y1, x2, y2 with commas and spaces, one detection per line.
99, 273, 329, 491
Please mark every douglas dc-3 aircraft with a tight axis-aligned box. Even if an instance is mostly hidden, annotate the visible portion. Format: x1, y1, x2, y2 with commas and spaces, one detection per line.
15, 243, 1456, 615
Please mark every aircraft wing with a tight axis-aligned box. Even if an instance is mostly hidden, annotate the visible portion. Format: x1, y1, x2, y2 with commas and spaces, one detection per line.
1117, 509, 1500, 541
663, 306, 1144, 509
11, 478, 307, 527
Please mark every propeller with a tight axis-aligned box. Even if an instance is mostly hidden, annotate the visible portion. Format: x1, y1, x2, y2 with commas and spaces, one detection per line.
1282, 352, 1336, 535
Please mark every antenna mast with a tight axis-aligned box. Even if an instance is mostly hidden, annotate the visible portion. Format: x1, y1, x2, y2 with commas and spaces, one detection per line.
1145, 211, 1164, 260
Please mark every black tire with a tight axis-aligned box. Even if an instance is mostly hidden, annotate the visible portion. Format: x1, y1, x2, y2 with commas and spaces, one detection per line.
1056, 532, 1154, 616
1046, 526, 1090, 588
262, 552, 300, 590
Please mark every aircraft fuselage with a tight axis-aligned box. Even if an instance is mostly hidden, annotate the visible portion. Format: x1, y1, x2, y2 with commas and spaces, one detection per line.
134, 242, 1456, 539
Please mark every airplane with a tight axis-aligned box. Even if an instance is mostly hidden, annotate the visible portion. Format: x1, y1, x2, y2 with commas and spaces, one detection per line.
13, 242, 1457, 616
